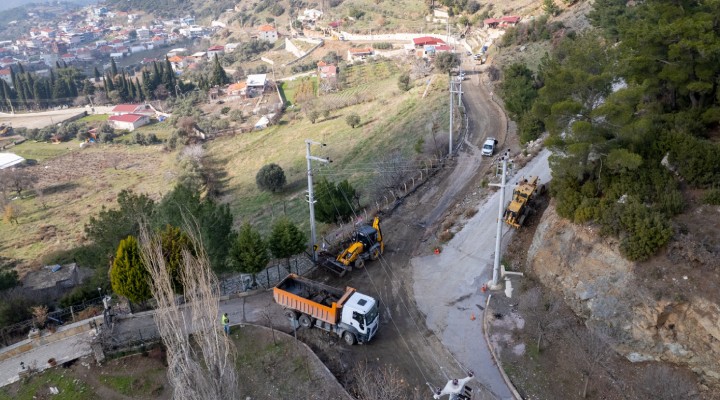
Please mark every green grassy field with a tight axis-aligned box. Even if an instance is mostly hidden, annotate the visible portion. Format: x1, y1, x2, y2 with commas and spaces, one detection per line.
209, 69, 450, 235
10, 140, 76, 162
76, 114, 109, 124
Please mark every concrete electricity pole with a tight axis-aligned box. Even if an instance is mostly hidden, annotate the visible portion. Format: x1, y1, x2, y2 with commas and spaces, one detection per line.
489, 152, 510, 288
448, 78, 463, 156
305, 139, 330, 261
449, 78, 454, 156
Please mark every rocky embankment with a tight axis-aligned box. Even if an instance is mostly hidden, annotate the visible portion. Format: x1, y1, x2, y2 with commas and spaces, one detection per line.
527, 203, 720, 387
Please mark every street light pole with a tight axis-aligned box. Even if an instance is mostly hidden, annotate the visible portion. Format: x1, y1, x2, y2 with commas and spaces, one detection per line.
305, 139, 330, 261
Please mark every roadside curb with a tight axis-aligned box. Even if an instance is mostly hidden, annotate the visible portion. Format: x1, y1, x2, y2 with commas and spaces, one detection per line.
227, 323, 353, 400
483, 294, 523, 400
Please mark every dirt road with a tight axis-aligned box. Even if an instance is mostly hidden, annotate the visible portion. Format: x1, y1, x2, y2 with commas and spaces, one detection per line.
0, 106, 113, 129
291, 60, 521, 399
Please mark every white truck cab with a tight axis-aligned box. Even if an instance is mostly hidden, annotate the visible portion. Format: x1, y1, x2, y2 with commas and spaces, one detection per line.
482, 137, 497, 156
341, 292, 380, 343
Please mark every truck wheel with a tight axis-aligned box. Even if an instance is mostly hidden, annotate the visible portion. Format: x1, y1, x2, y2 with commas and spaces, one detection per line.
298, 314, 313, 328
284, 310, 298, 320
370, 248, 380, 261
342, 331, 356, 345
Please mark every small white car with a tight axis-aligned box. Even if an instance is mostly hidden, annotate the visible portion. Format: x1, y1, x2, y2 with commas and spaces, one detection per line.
482, 137, 497, 156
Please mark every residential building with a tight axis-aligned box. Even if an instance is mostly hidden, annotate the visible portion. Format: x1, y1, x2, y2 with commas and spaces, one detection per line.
207, 45, 224, 58
111, 103, 154, 116
227, 82, 247, 97
108, 113, 150, 131
258, 25, 278, 43
347, 47, 374, 62
246, 74, 267, 90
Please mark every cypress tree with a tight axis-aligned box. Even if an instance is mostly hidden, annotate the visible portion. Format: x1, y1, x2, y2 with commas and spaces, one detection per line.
210, 54, 229, 86
110, 235, 151, 304
16, 63, 24, 74
93, 66, 101, 82
110, 57, 118, 77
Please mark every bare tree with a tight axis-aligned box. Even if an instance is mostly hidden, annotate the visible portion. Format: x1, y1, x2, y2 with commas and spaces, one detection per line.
180, 144, 205, 164
352, 361, 418, 400
373, 150, 411, 199
0, 168, 38, 198
410, 57, 432, 79
519, 287, 569, 352
32, 305, 49, 328
638, 364, 699, 400
577, 328, 612, 398
139, 224, 239, 400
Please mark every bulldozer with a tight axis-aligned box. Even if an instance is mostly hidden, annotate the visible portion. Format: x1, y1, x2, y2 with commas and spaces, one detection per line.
316, 216, 384, 276
503, 176, 544, 228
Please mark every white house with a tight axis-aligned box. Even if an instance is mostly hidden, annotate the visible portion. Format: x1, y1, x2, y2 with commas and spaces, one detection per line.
108, 113, 150, 131
246, 74, 267, 89
257, 25, 278, 43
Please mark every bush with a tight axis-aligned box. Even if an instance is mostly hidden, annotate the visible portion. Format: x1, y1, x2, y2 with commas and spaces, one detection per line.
255, 163, 286, 192
220, 106, 231, 115
703, 188, 720, 205
346, 113, 361, 128
397, 73, 411, 92
372, 42, 392, 49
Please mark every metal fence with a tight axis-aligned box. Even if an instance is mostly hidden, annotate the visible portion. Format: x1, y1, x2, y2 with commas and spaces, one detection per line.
0, 295, 108, 348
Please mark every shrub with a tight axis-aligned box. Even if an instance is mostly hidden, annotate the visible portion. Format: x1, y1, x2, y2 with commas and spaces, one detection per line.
372, 42, 392, 49
255, 163, 287, 192
346, 113, 361, 128
220, 106, 231, 115
397, 73, 411, 92
703, 188, 720, 205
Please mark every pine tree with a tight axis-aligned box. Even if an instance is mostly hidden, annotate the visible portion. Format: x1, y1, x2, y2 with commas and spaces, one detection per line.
228, 223, 269, 286
158, 225, 193, 292
110, 235, 151, 304
268, 217, 307, 267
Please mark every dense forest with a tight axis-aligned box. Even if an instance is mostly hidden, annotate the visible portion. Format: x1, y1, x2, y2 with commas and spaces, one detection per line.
500, 0, 720, 260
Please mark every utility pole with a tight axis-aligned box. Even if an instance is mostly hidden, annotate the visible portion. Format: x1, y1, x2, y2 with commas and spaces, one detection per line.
489, 152, 510, 288
448, 78, 453, 156
448, 78, 462, 156
305, 139, 330, 262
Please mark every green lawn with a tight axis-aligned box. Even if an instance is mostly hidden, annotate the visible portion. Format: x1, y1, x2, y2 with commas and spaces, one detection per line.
0, 370, 94, 400
10, 140, 76, 162
76, 114, 109, 124
134, 120, 174, 141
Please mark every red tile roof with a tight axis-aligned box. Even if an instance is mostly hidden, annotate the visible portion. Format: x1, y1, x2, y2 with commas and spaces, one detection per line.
208, 45, 224, 51
413, 36, 445, 46
109, 113, 146, 123
258, 24, 275, 32
0, 69, 11, 76
112, 104, 143, 113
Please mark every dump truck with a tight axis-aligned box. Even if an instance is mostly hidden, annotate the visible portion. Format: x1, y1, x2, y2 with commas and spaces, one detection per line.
316, 216, 384, 277
273, 274, 380, 345
503, 176, 544, 228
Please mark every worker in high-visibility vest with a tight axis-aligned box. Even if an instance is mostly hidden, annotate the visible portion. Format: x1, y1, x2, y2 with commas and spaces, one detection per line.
222, 313, 230, 335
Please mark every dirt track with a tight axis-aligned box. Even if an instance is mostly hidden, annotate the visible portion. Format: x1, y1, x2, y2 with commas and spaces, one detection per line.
0, 106, 114, 129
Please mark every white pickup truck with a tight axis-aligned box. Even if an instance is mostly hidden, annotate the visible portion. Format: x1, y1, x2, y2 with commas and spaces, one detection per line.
482, 137, 497, 156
